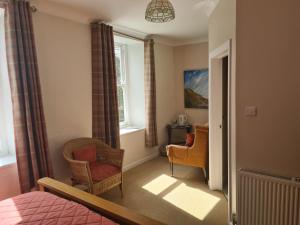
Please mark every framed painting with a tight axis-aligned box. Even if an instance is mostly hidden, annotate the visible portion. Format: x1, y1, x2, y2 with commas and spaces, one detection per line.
184, 69, 209, 109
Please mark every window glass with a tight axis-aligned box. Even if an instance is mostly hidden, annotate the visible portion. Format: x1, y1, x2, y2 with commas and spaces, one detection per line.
115, 45, 122, 85
115, 44, 128, 127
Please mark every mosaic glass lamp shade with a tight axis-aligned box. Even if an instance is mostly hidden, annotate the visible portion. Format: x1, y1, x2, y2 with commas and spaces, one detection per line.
145, 0, 175, 23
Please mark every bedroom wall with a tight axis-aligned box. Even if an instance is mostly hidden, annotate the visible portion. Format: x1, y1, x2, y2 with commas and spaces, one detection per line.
33, 12, 92, 179
155, 43, 178, 144
174, 42, 209, 125
209, 0, 236, 52
32, 12, 176, 180
211, 0, 300, 219
236, 0, 300, 192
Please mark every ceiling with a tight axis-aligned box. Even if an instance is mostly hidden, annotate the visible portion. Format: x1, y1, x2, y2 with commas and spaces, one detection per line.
35, 0, 219, 45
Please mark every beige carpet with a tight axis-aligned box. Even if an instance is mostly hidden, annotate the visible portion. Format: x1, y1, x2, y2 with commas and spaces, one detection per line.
100, 157, 228, 225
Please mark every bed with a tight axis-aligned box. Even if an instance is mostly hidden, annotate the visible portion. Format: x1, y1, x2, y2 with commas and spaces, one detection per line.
0, 178, 165, 225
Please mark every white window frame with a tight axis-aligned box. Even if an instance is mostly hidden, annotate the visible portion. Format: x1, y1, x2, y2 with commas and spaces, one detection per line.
0, 8, 6, 157
115, 43, 129, 128
0, 8, 16, 161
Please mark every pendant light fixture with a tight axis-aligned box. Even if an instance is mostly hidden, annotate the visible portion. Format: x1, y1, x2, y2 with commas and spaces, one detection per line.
145, 0, 175, 23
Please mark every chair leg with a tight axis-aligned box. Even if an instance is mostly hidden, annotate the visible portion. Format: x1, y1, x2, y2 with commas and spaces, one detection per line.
71, 178, 77, 186
119, 183, 124, 198
203, 168, 208, 184
88, 184, 93, 194
171, 162, 174, 177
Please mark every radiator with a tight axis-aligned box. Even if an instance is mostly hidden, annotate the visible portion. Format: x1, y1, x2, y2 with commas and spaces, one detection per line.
238, 169, 300, 225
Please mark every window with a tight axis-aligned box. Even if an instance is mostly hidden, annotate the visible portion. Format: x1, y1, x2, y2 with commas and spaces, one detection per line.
114, 36, 145, 132
115, 43, 129, 127
0, 8, 16, 159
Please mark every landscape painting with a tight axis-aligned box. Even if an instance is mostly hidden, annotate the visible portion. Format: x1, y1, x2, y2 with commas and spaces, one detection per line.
184, 69, 208, 109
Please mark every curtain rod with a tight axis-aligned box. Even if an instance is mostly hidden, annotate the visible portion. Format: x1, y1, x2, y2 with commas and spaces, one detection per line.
93, 21, 146, 42
113, 30, 145, 42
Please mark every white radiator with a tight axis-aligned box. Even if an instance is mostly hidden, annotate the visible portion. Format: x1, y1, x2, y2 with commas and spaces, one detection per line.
238, 169, 300, 225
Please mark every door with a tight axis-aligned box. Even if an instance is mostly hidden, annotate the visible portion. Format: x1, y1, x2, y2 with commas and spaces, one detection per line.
209, 40, 232, 224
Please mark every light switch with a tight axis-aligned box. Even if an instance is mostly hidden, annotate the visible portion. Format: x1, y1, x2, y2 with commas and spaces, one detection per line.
244, 106, 258, 117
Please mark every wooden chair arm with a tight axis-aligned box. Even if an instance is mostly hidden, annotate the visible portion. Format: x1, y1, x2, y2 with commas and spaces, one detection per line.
38, 178, 166, 225
66, 158, 92, 184
97, 148, 124, 168
67, 158, 89, 165
166, 145, 189, 160
167, 145, 188, 153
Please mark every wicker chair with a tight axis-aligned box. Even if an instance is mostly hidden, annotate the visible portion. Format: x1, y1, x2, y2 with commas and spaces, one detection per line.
167, 126, 209, 179
63, 138, 124, 196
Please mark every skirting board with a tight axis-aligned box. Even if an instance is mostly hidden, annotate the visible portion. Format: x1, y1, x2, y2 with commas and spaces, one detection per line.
123, 152, 160, 172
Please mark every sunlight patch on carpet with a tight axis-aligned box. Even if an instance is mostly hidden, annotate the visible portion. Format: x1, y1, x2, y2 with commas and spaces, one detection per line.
142, 174, 177, 195
163, 183, 220, 220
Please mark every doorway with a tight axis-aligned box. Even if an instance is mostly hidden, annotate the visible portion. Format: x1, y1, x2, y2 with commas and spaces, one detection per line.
222, 56, 229, 198
208, 40, 233, 224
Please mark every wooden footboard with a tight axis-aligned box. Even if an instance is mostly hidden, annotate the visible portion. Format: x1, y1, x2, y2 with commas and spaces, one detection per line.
38, 177, 165, 225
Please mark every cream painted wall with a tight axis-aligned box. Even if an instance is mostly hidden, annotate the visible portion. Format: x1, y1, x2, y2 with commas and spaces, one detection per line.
33, 12, 92, 179
236, 0, 300, 182
32, 12, 177, 180
155, 43, 178, 144
121, 130, 158, 171
209, 0, 236, 51
174, 43, 209, 125
208, 0, 237, 216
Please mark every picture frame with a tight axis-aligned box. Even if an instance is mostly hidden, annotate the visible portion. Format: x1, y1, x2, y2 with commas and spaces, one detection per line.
184, 69, 209, 109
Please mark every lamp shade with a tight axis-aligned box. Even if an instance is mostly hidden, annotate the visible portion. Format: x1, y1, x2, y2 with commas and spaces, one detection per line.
145, 0, 175, 23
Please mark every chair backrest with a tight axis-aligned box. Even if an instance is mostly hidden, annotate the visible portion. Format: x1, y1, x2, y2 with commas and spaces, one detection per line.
192, 125, 208, 145
63, 137, 110, 161
190, 126, 209, 159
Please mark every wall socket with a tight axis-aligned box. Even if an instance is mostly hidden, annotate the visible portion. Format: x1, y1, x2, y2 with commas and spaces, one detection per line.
244, 106, 258, 117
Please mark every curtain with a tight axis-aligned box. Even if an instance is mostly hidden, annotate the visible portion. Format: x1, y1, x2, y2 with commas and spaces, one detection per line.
144, 39, 158, 147
91, 22, 120, 149
3, 0, 53, 193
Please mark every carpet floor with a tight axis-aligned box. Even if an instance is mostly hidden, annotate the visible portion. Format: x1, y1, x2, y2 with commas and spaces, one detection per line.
100, 157, 228, 225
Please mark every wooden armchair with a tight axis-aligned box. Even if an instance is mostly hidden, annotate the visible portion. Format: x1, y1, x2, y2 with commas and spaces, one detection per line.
166, 126, 209, 178
63, 138, 124, 196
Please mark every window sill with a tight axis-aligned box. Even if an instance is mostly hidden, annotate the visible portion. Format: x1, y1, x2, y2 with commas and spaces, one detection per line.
0, 154, 16, 167
120, 127, 145, 136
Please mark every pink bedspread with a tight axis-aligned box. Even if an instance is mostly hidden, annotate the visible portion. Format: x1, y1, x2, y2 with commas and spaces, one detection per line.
0, 191, 118, 225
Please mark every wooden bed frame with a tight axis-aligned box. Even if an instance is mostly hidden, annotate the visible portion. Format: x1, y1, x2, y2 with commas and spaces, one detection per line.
38, 177, 166, 225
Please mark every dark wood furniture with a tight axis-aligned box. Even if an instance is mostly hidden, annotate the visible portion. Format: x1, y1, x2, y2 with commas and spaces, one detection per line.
167, 124, 192, 145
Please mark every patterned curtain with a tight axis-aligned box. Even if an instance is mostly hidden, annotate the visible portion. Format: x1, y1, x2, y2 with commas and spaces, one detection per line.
144, 39, 158, 147
91, 22, 120, 149
2, 0, 53, 193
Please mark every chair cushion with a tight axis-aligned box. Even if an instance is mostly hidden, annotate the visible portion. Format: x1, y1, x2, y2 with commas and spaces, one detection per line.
90, 162, 121, 182
185, 133, 195, 147
73, 144, 97, 163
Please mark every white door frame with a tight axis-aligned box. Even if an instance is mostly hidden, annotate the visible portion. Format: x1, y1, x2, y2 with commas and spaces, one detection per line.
208, 40, 233, 223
